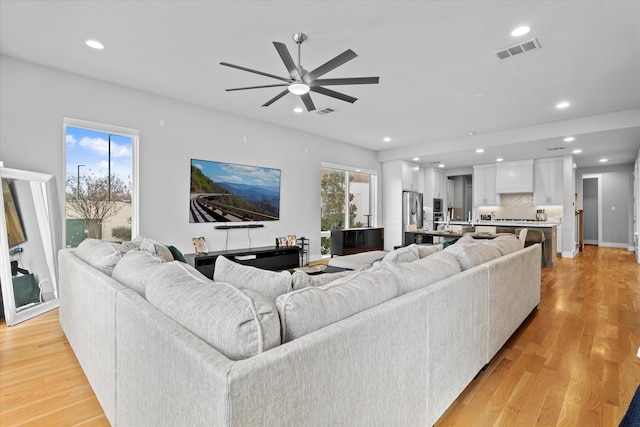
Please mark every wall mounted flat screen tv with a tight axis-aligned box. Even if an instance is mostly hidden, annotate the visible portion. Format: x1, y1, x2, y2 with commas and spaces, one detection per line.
189, 159, 280, 223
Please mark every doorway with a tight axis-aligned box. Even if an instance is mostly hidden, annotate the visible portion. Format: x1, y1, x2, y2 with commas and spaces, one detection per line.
582, 175, 602, 245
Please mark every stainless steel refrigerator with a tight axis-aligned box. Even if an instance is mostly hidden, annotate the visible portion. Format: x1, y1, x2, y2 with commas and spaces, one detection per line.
402, 191, 423, 232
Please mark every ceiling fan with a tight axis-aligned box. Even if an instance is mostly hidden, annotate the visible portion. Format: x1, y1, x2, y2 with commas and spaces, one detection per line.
220, 33, 379, 112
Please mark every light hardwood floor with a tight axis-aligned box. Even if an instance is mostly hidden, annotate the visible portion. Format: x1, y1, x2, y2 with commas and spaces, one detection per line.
1, 246, 638, 426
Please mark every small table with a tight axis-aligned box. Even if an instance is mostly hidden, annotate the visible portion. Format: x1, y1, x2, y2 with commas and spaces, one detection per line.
289, 265, 351, 275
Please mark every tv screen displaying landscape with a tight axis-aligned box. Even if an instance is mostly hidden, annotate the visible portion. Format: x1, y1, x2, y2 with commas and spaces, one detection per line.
189, 159, 281, 223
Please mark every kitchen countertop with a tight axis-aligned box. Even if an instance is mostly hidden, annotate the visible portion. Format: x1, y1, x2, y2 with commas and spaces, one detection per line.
435, 220, 561, 228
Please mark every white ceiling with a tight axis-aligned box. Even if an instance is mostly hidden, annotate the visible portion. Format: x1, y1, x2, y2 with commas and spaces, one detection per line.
1, 0, 639, 169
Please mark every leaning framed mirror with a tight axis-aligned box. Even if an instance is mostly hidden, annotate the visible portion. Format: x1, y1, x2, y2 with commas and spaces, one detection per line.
0, 164, 62, 326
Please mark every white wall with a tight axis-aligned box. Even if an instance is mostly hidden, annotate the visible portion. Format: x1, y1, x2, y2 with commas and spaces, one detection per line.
0, 56, 381, 260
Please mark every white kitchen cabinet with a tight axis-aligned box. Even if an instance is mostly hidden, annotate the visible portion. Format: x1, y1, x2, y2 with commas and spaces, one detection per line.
423, 167, 444, 201
556, 224, 563, 254
402, 162, 420, 191
495, 159, 534, 193
473, 164, 499, 206
534, 157, 563, 205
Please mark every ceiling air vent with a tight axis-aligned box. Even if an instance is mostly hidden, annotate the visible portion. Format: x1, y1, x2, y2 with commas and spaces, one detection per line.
547, 147, 565, 151
495, 38, 541, 60
316, 107, 336, 116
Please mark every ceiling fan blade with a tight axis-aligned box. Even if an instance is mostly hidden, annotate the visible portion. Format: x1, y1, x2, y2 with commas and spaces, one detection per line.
311, 77, 380, 86
304, 49, 358, 82
310, 86, 357, 104
220, 62, 292, 83
225, 84, 289, 92
273, 42, 301, 80
262, 89, 289, 107
301, 93, 316, 111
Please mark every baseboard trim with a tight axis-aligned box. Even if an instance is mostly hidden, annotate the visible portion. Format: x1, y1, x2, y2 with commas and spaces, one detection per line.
599, 242, 631, 249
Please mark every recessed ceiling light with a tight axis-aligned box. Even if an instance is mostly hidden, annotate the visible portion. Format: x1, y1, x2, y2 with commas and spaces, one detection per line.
572, 149, 582, 154
556, 101, 571, 109
438, 164, 445, 168
496, 158, 504, 162
511, 26, 531, 37
599, 158, 608, 163
412, 157, 420, 161
383, 137, 391, 143
476, 148, 484, 153
85, 39, 105, 50
563, 137, 575, 142
293, 107, 303, 113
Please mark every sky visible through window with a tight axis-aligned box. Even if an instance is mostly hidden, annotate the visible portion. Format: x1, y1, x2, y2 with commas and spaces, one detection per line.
65, 126, 132, 183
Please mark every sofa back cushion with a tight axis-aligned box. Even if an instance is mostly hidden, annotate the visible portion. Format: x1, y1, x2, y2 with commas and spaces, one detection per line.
75, 238, 129, 276
276, 267, 399, 342
417, 243, 443, 259
488, 234, 522, 256
382, 244, 420, 263
382, 251, 461, 295
291, 268, 358, 290
145, 261, 280, 360
213, 255, 292, 302
112, 249, 165, 297
444, 241, 503, 270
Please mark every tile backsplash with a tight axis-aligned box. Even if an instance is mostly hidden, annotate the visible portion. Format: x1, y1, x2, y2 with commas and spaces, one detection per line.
476, 193, 563, 221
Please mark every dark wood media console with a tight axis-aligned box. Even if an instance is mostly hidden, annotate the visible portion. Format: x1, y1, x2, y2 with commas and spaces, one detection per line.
330, 227, 384, 256
185, 246, 300, 279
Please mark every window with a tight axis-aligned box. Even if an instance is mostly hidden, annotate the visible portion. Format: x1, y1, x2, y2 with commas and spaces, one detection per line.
64, 118, 138, 247
320, 163, 377, 256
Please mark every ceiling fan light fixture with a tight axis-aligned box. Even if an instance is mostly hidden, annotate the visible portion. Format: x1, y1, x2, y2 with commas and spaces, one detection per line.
288, 83, 310, 95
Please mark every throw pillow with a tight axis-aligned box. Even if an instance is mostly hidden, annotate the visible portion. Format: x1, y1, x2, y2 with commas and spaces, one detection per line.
112, 249, 165, 297
166, 245, 187, 263
445, 241, 503, 270
213, 255, 292, 302
382, 244, 420, 263
381, 251, 461, 295
417, 243, 443, 259
291, 268, 360, 290
138, 237, 174, 262
145, 261, 280, 360
75, 238, 129, 276
489, 234, 522, 256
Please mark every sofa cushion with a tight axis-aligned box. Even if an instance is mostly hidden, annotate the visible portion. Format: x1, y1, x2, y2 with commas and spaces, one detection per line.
444, 241, 503, 270
145, 261, 280, 360
138, 237, 174, 262
291, 268, 359, 290
213, 255, 292, 302
327, 250, 388, 270
381, 251, 461, 295
488, 234, 522, 256
112, 249, 165, 297
417, 244, 443, 259
276, 266, 399, 342
382, 244, 420, 263
75, 238, 129, 276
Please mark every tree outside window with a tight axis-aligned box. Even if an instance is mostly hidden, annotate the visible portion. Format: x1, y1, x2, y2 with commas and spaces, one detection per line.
320, 167, 373, 256
65, 125, 133, 247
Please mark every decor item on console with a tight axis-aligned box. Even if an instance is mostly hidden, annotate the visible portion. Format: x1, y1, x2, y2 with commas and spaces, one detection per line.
275, 235, 297, 248
192, 236, 208, 255
189, 158, 280, 223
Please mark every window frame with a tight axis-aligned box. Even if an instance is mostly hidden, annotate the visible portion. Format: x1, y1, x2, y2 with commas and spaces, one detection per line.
62, 117, 139, 245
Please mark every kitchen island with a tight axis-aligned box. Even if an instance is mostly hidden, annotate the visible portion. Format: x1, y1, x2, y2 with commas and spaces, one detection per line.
415, 221, 559, 267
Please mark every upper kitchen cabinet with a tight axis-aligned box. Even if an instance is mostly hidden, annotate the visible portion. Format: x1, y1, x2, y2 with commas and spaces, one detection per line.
402, 161, 420, 191
473, 164, 499, 206
495, 159, 534, 193
534, 157, 563, 205
423, 167, 444, 201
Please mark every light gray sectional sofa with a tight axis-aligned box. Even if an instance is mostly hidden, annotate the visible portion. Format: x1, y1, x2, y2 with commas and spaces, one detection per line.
58, 234, 541, 426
